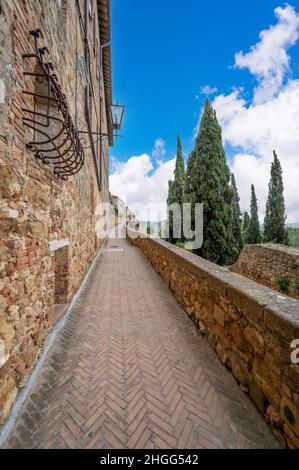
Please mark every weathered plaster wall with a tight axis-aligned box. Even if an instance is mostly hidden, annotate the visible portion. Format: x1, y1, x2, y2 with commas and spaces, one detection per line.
232, 244, 299, 301
0, 0, 110, 424
127, 228, 299, 448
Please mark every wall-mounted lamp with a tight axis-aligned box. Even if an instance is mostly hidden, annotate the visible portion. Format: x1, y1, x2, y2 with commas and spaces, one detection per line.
110, 103, 125, 135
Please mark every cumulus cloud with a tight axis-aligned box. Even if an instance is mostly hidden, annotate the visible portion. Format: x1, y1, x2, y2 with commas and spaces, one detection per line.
109, 153, 175, 221
152, 138, 166, 159
211, 4, 299, 223
199, 85, 218, 96
234, 4, 299, 104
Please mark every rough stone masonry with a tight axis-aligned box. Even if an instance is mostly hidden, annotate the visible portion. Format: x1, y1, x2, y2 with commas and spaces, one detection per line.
233, 244, 299, 301
0, 0, 112, 424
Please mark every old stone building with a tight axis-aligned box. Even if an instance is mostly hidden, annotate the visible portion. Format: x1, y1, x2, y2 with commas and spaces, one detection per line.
0, 0, 115, 424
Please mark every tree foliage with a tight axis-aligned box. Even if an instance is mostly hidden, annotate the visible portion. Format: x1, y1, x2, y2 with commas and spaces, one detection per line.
247, 184, 262, 244
231, 172, 244, 255
263, 150, 289, 245
166, 135, 185, 243
192, 100, 237, 265
242, 211, 250, 244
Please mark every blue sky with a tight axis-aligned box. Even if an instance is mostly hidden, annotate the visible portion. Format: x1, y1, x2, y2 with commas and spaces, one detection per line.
109, 1, 299, 222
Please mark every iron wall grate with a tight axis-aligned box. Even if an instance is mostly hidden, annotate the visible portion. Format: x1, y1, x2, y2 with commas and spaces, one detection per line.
22, 29, 85, 180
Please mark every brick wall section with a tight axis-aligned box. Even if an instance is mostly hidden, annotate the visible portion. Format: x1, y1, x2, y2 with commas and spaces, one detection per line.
232, 244, 299, 301
127, 227, 299, 448
0, 0, 111, 425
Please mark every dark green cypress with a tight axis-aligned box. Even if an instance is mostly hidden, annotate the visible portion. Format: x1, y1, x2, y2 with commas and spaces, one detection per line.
247, 184, 262, 244
166, 135, 185, 243
230, 172, 244, 257
242, 211, 250, 244
193, 99, 235, 265
166, 180, 174, 243
172, 134, 185, 206
263, 150, 289, 245
185, 150, 196, 203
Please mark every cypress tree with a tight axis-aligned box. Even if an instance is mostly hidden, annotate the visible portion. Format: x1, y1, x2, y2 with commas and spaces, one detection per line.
166, 180, 174, 243
184, 150, 197, 237
247, 184, 262, 244
242, 211, 250, 244
230, 172, 244, 257
185, 150, 196, 203
172, 135, 185, 206
166, 135, 185, 243
193, 99, 235, 265
263, 150, 289, 245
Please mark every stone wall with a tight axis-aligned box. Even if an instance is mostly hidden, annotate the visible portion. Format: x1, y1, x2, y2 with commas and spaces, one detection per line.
232, 244, 299, 301
127, 227, 299, 448
0, 0, 111, 424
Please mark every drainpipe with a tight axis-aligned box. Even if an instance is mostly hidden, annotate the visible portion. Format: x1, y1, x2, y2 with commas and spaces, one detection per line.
99, 40, 111, 191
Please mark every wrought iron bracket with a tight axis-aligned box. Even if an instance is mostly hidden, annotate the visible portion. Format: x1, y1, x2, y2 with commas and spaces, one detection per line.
78, 131, 123, 149
22, 30, 85, 180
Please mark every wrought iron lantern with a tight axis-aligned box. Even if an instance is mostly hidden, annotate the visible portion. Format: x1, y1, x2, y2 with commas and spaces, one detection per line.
110, 103, 125, 134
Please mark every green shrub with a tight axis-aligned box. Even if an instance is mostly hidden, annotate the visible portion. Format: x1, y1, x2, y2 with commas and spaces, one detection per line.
276, 276, 289, 291
293, 279, 299, 290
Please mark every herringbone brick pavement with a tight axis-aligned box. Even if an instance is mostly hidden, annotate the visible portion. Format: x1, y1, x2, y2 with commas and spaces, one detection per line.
2, 235, 279, 449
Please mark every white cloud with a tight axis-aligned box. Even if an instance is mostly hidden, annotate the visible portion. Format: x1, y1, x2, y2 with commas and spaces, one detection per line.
110, 5, 299, 224
211, 4, 299, 223
109, 153, 175, 221
152, 138, 166, 158
199, 85, 218, 96
234, 4, 299, 104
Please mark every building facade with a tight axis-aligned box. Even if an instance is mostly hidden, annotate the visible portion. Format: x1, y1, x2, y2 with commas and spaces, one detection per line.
0, 0, 113, 424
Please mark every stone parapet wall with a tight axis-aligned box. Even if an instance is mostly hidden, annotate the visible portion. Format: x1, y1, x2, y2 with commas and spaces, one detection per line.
232, 244, 299, 301
127, 227, 299, 448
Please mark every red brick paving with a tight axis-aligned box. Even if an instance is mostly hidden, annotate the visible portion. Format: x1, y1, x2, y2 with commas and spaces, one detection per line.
3, 237, 279, 449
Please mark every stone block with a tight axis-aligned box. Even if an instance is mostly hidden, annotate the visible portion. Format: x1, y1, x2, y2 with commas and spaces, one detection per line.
229, 352, 250, 385
216, 342, 228, 364
213, 304, 225, 327
244, 325, 264, 356
253, 357, 281, 390
229, 322, 250, 352
0, 320, 15, 350
253, 373, 281, 407
0, 377, 17, 425
248, 380, 267, 413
